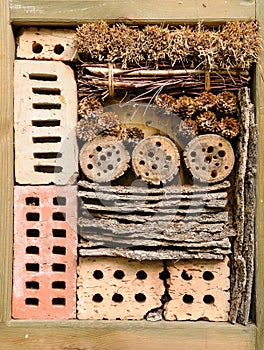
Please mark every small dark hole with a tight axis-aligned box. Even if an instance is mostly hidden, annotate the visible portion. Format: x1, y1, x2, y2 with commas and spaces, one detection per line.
32, 103, 61, 110
52, 246, 66, 255
33, 136, 61, 143
205, 156, 212, 164
52, 229, 66, 238
25, 281, 39, 289
52, 263, 66, 272
54, 44, 64, 55
135, 293, 146, 302
29, 73, 58, 81
136, 270, 147, 280
25, 298, 39, 306
139, 160, 145, 165
100, 155, 106, 161
145, 172, 149, 176
26, 229, 39, 237
93, 293, 103, 303
33, 152, 62, 159
87, 164, 93, 170
26, 197, 39, 206
203, 271, 214, 281
225, 166, 229, 169
26, 212, 40, 221
203, 295, 215, 304
211, 170, 218, 178
26, 246, 39, 255
190, 151, 196, 157
152, 164, 158, 170
32, 42, 43, 53
195, 166, 199, 171
96, 146, 102, 152
107, 152, 112, 157
32, 88, 61, 96
218, 150, 226, 157
183, 294, 194, 304
93, 270, 104, 279
52, 212, 66, 221
117, 158, 121, 162
215, 162, 220, 167
108, 164, 113, 170
207, 146, 214, 153
53, 197, 66, 206
112, 293, 123, 303
181, 270, 193, 281
34, 165, 63, 173
219, 143, 223, 147
166, 155, 172, 161
52, 298, 66, 306
26, 263, 39, 272
52, 281, 66, 289
148, 152, 154, 158
113, 270, 125, 279
156, 141, 161, 147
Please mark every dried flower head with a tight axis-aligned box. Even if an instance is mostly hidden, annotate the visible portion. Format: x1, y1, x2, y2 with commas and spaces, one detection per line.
194, 92, 217, 111
216, 91, 238, 115
196, 111, 218, 133
78, 97, 103, 119
142, 25, 170, 65
174, 95, 196, 118
154, 93, 175, 114
166, 26, 193, 66
216, 116, 240, 139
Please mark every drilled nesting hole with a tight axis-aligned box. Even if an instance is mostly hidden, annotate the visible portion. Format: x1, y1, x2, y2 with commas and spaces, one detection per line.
203, 271, 215, 281
181, 270, 193, 281
54, 44, 64, 55
52, 263, 66, 272
52, 298, 66, 306
203, 295, 215, 304
25, 298, 39, 306
112, 293, 123, 303
113, 270, 125, 279
25, 197, 39, 206
26, 246, 39, 255
26, 281, 39, 289
183, 294, 194, 304
32, 42, 43, 53
136, 270, 147, 280
93, 270, 104, 279
52, 281, 66, 289
93, 293, 103, 303
134, 293, 146, 302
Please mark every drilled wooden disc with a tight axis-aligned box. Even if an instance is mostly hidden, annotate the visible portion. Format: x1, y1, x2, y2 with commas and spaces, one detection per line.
183, 134, 235, 183
80, 136, 130, 182
132, 136, 180, 185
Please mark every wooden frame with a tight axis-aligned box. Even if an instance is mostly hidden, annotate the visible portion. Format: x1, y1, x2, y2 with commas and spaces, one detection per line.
0, 1, 263, 348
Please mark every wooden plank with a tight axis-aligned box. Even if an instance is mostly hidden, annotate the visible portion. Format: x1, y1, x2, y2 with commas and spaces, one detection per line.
9, 0, 255, 25
255, 1, 264, 349
0, 0, 15, 323
0, 321, 256, 350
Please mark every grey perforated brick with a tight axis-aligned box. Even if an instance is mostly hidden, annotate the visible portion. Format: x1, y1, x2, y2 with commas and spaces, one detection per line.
164, 257, 230, 321
16, 27, 77, 61
12, 185, 77, 319
14, 60, 78, 184
77, 257, 164, 320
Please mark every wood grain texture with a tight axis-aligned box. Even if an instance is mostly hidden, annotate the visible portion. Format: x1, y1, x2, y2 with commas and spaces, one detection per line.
9, 0, 255, 25
0, 0, 15, 323
255, 2, 264, 349
0, 321, 256, 350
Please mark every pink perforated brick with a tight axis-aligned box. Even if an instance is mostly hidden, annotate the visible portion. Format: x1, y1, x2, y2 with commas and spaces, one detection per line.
164, 257, 230, 321
77, 257, 164, 320
12, 186, 77, 319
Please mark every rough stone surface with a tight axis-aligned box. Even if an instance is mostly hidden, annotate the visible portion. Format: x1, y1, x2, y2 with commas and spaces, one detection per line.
12, 186, 77, 319
14, 59, 78, 185
16, 27, 77, 61
77, 257, 164, 320
164, 257, 230, 321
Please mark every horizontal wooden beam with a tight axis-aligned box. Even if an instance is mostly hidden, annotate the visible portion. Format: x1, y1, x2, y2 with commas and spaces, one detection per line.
10, 0, 256, 25
1, 321, 256, 350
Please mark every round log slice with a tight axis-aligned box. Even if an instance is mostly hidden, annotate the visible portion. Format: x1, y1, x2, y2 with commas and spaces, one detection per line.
183, 134, 235, 183
80, 136, 130, 182
132, 135, 180, 185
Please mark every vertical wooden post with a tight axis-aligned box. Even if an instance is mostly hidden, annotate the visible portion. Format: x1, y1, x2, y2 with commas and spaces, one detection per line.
0, 0, 15, 322
255, 2, 264, 349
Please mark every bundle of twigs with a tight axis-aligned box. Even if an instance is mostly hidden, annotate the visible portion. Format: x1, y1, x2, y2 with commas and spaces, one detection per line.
75, 21, 261, 70
77, 63, 250, 101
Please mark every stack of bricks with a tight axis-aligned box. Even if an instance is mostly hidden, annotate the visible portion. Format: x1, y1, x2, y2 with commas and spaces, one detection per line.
12, 28, 231, 321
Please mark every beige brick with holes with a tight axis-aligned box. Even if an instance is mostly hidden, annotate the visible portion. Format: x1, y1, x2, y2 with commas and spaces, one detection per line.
164, 257, 230, 321
12, 185, 77, 319
14, 60, 78, 184
16, 27, 77, 61
77, 257, 164, 320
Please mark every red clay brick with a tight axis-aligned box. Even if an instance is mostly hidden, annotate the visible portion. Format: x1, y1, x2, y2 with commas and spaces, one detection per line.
12, 186, 77, 319
77, 257, 164, 320
164, 257, 230, 321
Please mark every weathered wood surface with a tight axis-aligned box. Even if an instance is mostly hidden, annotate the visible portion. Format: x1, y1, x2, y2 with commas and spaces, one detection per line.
9, 0, 256, 25
230, 88, 255, 325
0, 0, 14, 323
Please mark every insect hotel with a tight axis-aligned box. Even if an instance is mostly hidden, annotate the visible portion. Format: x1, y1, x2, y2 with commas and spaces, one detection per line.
1, 1, 264, 349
